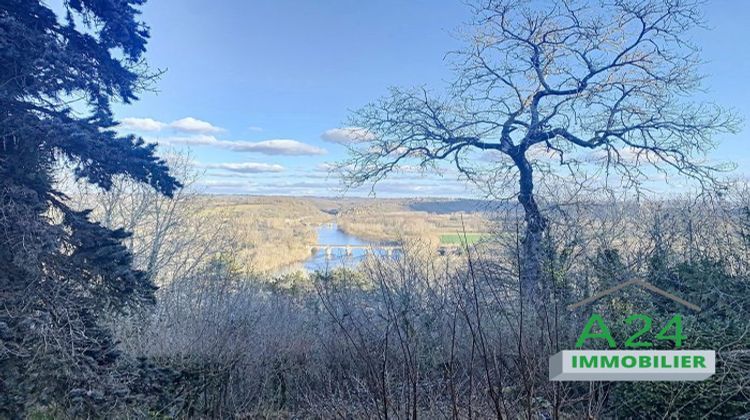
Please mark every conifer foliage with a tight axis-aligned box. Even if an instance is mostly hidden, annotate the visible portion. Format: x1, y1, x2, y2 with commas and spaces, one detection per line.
0, 0, 179, 415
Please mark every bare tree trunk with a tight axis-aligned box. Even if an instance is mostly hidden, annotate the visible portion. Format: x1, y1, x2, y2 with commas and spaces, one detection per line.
512, 152, 547, 304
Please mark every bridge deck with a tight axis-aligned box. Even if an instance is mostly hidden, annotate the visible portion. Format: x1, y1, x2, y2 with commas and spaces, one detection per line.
310, 243, 460, 250
310, 244, 399, 250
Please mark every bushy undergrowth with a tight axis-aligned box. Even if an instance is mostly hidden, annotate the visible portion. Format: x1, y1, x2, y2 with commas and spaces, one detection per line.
73, 198, 747, 419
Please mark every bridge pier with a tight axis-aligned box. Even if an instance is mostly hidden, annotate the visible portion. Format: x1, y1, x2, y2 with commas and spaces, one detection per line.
311, 244, 403, 259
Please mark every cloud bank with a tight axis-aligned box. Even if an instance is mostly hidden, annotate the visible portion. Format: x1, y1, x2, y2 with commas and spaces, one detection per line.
321, 127, 376, 144
117, 116, 223, 134
170, 117, 224, 133
203, 162, 285, 173
119, 117, 166, 132
118, 116, 326, 156
153, 135, 326, 156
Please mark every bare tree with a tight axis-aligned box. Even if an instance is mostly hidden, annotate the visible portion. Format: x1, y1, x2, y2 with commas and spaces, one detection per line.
339, 0, 738, 301
65, 150, 232, 285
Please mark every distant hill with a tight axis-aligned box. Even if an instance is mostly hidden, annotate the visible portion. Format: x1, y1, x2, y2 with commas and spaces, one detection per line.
203, 195, 506, 215
406, 198, 501, 214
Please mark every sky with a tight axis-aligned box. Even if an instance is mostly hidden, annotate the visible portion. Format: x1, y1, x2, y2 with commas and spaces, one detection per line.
105, 0, 750, 197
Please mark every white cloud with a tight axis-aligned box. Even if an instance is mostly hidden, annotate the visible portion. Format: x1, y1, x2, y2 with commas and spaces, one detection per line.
321, 127, 376, 144
170, 117, 224, 133
191, 172, 475, 197
478, 150, 505, 162
354, 180, 472, 197
526, 144, 561, 161
118, 117, 166, 132
257, 181, 336, 189
316, 162, 336, 172
478, 146, 560, 162
151, 135, 327, 156
197, 180, 254, 188
117, 116, 223, 134
583, 146, 658, 164
151, 134, 216, 146
205, 172, 255, 178
203, 162, 285, 173
226, 139, 326, 155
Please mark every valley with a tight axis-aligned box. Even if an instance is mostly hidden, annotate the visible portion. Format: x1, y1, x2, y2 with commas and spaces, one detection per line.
198, 195, 493, 272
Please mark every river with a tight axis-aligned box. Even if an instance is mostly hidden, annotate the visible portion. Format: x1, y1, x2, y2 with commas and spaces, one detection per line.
304, 223, 395, 271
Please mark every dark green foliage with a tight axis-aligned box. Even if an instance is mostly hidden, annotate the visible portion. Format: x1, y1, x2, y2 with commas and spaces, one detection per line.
609, 256, 750, 419
739, 205, 750, 255
591, 248, 627, 288
0, 0, 178, 416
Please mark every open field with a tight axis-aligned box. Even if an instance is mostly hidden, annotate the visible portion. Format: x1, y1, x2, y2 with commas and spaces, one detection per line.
334, 198, 491, 245
438, 232, 487, 245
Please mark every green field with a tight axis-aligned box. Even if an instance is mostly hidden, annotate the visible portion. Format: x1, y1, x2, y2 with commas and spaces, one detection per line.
439, 233, 487, 245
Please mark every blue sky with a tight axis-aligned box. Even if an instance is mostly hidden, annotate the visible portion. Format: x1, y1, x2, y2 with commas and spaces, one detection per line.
110, 0, 750, 197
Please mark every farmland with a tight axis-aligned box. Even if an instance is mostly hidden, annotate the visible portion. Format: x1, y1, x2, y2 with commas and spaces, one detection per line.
438, 233, 487, 245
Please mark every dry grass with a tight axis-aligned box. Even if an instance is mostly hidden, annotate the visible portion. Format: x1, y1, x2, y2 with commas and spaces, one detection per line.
335, 199, 489, 245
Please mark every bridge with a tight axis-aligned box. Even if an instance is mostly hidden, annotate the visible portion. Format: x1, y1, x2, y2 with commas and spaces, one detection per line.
309, 243, 463, 259
309, 244, 401, 258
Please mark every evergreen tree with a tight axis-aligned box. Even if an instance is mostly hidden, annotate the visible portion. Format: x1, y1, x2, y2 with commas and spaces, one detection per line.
0, 0, 179, 415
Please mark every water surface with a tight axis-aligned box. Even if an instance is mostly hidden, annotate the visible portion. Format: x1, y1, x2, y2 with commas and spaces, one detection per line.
304, 223, 394, 271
